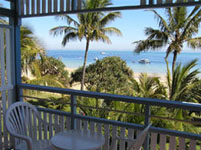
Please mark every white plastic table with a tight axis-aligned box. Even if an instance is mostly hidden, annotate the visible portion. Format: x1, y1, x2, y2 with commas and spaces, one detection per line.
50, 130, 105, 150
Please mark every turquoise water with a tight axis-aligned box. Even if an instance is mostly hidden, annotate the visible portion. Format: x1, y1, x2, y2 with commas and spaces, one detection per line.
47, 50, 201, 74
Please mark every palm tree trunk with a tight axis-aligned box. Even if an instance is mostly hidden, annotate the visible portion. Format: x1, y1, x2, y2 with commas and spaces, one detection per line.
172, 51, 177, 73
81, 39, 90, 91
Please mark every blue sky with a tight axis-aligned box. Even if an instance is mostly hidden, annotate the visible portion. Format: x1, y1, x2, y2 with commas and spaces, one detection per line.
1, 1, 200, 51
22, 9, 160, 51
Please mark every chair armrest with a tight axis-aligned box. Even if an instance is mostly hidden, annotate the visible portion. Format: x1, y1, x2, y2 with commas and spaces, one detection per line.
9, 132, 33, 150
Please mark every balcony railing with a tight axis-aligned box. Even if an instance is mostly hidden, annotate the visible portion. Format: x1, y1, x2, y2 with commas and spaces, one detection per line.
2, 0, 201, 18
19, 0, 201, 18
10, 83, 201, 150
1, 83, 201, 149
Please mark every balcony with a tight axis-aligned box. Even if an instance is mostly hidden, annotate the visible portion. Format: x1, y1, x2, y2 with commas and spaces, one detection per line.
1, 0, 201, 150
1, 83, 201, 149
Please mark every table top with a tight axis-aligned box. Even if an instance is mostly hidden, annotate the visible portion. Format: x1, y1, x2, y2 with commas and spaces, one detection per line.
50, 130, 105, 150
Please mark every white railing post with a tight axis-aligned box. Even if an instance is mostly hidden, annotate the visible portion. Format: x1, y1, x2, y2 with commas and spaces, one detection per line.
71, 95, 77, 129
144, 104, 151, 150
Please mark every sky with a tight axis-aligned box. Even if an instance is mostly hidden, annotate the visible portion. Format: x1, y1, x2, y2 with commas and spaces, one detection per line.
22, 9, 159, 51
1, 0, 200, 51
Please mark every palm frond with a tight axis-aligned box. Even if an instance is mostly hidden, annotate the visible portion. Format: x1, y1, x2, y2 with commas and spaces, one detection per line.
77, 13, 86, 25
93, 31, 111, 44
171, 63, 181, 100
62, 32, 80, 46
169, 59, 200, 101
186, 6, 200, 21
178, 60, 197, 86
186, 37, 201, 48
102, 27, 122, 36
55, 15, 80, 27
165, 59, 171, 96
50, 26, 77, 36
145, 28, 169, 42
165, 43, 175, 59
181, 8, 201, 40
172, 7, 187, 29
165, 8, 174, 30
85, 0, 112, 9
31, 61, 41, 78
135, 73, 166, 99
150, 10, 171, 32
78, 24, 85, 39
99, 12, 121, 27
28, 75, 65, 88
0, 18, 7, 24
134, 39, 165, 53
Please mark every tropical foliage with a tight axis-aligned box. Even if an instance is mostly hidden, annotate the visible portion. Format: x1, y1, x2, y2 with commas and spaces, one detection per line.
2, 0, 200, 135
21, 26, 45, 78
133, 6, 201, 72
167, 59, 201, 102
132, 73, 167, 99
28, 95, 71, 111
131, 5, 201, 134
71, 57, 133, 95
50, 0, 122, 91
165, 59, 201, 133
71, 57, 134, 119
21, 26, 70, 88
31, 55, 70, 87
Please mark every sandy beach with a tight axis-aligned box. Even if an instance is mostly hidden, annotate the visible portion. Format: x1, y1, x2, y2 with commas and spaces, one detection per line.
66, 67, 166, 80
65, 67, 76, 74
65, 67, 167, 90
134, 72, 167, 83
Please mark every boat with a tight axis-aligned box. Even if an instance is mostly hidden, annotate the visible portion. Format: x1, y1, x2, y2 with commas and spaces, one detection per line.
100, 52, 106, 55
94, 57, 99, 61
138, 59, 151, 64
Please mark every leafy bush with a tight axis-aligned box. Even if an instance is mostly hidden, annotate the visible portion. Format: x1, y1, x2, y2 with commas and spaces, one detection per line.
71, 56, 133, 95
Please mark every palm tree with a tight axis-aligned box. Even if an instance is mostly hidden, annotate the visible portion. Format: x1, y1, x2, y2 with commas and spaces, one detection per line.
20, 26, 71, 89
166, 59, 201, 133
166, 59, 200, 102
133, 6, 201, 73
133, 73, 167, 99
124, 73, 167, 125
21, 26, 45, 77
50, 0, 122, 90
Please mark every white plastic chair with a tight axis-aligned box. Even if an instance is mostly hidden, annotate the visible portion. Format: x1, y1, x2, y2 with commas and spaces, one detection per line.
5, 102, 53, 150
111, 124, 152, 150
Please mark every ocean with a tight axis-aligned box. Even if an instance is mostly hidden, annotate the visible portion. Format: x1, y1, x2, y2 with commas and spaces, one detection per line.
47, 50, 201, 74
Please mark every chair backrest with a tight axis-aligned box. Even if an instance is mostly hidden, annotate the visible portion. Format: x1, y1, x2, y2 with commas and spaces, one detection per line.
110, 124, 151, 150
128, 124, 152, 150
5, 102, 40, 142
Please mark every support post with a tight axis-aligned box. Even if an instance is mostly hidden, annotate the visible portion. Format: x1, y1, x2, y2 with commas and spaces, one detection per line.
13, 0, 22, 102
149, 0, 154, 5
71, 95, 77, 129
5, 1, 22, 148
144, 104, 150, 150
7, 1, 16, 105
72, 0, 77, 11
